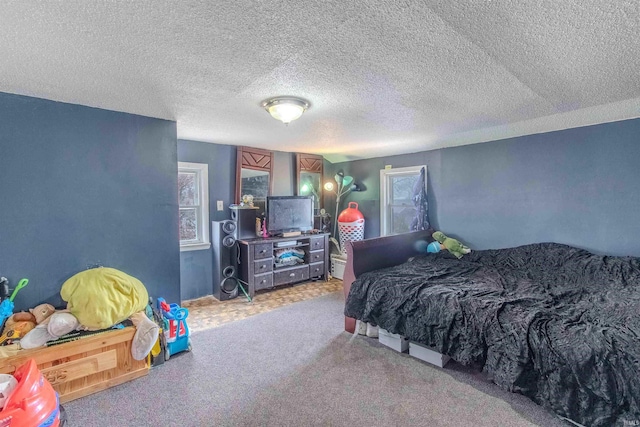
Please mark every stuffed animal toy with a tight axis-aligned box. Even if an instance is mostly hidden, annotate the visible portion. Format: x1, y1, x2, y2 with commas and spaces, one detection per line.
29, 303, 55, 325
1, 309, 49, 347
5, 311, 36, 326
241, 194, 254, 207
432, 231, 471, 259
0, 312, 37, 345
19, 303, 82, 349
20, 309, 80, 350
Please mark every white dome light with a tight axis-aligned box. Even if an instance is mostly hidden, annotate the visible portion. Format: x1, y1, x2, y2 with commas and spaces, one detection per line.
261, 97, 310, 125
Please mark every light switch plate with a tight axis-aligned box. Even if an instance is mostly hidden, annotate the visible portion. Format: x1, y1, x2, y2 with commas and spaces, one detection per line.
217, 200, 223, 211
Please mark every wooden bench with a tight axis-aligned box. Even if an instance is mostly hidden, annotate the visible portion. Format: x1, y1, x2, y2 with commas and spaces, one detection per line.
0, 327, 148, 403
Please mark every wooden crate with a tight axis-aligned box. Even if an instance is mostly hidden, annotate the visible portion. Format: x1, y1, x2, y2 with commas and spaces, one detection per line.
0, 327, 148, 403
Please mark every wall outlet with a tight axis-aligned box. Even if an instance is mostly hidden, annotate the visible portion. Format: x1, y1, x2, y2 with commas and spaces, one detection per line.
217, 200, 223, 211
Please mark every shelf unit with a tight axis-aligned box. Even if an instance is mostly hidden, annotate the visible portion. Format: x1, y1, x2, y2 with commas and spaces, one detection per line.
237, 233, 330, 297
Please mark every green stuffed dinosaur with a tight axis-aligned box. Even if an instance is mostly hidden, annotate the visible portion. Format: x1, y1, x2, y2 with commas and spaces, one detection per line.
432, 231, 471, 259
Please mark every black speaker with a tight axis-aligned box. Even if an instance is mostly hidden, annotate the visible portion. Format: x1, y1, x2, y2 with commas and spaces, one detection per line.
230, 207, 259, 240
212, 220, 239, 301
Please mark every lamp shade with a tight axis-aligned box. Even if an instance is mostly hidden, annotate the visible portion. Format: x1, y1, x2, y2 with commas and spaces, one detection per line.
262, 97, 309, 124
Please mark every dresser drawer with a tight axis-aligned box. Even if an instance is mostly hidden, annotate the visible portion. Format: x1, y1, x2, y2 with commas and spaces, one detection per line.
273, 265, 309, 286
309, 250, 324, 264
309, 262, 325, 278
309, 237, 325, 251
254, 273, 273, 291
253, 258, 273, 274
253, 243, 272, 260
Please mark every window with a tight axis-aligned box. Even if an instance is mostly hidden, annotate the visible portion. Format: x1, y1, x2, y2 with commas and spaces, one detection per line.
178, 162, 210, 251
380, 165, 426, 236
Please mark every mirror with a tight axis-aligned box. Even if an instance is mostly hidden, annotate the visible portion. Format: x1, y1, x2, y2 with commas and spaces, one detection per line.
236, 146, 274, 213
296, 153, 324, 215
240, 169, 270, 211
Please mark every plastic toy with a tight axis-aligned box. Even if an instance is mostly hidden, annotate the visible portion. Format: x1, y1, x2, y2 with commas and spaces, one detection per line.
156, 297, 192, 360
0, 278, 29, 328
427, 241, 442, 253
0, 327, 31, 346
414, 240, 441, 254
0, 358, 66, 426
0, 278, 8, 303
0, 374, 17, 409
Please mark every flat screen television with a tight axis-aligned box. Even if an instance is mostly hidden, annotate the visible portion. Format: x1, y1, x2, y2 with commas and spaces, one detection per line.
266, 196, 314, 236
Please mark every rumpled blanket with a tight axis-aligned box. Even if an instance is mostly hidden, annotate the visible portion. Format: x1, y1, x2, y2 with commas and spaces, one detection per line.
61, 267, 148, 330
344, 243, 640, 427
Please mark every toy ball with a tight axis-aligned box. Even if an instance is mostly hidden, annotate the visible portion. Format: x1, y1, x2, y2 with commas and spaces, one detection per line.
0, 373, 18, 409
414, 240, 429, 253
427, 241, 442, 253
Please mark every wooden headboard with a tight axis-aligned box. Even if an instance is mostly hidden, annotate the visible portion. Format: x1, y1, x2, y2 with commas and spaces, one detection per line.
342, 229, 433, 333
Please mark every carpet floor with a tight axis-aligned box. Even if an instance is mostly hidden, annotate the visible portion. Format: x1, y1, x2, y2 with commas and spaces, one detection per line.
64, 291, 568, 427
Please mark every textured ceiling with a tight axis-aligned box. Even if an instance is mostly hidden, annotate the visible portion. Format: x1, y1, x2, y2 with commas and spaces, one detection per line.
1, 1, 639, 162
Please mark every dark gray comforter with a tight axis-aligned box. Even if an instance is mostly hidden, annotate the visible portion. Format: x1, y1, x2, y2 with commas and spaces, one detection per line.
344, 242, 640, 426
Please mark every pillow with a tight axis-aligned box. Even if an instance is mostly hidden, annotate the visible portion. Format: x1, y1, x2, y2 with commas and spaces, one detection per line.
61, 267, 148, 330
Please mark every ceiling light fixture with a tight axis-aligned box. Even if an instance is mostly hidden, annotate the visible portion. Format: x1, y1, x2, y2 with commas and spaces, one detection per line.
261, 96, 309, 125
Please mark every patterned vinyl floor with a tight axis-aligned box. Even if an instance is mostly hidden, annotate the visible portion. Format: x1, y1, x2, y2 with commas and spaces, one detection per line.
183, 278, 343, 333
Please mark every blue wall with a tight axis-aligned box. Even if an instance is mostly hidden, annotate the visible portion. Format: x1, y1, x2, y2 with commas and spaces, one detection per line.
178, 140, 235, 301
328, 118, 640, 257
0, 92, 181, 311
177, 140, 299, 300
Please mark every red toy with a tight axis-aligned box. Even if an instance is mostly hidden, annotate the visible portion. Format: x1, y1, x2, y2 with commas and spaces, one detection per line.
0, 358, 64, 427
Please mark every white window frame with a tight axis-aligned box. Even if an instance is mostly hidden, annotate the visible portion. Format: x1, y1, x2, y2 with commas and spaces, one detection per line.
179, 162, 211, 252
380, 165, 426, 236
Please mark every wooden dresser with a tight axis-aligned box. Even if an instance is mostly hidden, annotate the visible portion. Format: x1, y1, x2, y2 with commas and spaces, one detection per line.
0, 327, 148, 403
238, 233, 330, 298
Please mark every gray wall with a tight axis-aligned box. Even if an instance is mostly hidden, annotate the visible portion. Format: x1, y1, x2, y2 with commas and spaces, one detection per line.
0, 92, 181, 311
177, 140, 298, 300
327, 117, 640, 257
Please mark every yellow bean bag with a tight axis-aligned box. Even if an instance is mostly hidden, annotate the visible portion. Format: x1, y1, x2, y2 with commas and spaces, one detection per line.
61, 267, 148, 330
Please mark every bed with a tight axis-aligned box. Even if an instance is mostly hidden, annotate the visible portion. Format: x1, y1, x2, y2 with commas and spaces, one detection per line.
342, 230, 640, 427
